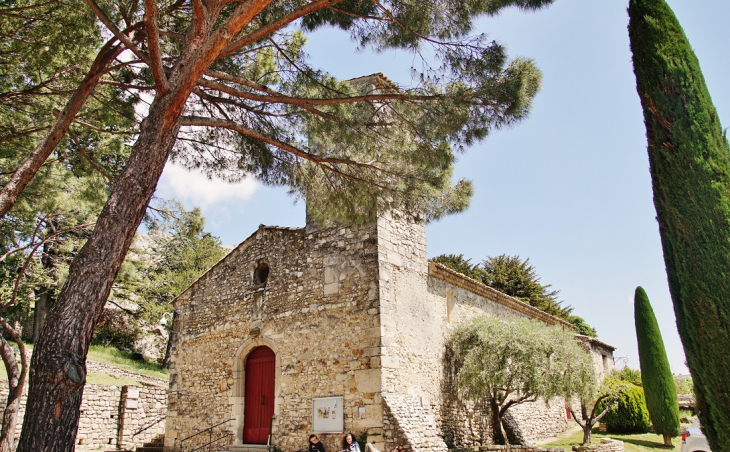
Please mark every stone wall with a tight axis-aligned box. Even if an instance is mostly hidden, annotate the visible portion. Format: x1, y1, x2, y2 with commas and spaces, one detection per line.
507, 397, 582, 444
381, 393, 447, 452
166, 223, 385, 452
427, 263, 611, 447
577, 336, 616, 382
0, 381, 166, 449
476, 447, 563, 452
167, 214, 616, 452
571, 438, 624, 452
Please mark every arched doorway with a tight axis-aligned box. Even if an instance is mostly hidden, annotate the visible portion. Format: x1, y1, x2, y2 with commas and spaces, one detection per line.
243, 346, 276, 444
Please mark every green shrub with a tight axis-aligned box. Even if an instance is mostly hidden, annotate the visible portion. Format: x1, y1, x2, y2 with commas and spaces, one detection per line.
597, 384, 651, 433
613, 367, 642, 387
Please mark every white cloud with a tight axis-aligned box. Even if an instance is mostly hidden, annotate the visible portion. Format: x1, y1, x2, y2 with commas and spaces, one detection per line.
158, 162, 258, 209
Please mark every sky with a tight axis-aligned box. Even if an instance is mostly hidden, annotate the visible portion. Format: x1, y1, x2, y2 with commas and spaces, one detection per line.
155, 0, 730, 375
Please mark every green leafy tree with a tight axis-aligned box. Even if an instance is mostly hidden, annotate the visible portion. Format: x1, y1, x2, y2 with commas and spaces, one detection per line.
480, 255, 570, 318
568, 315, 598, 338
0, 2, 133, 440
0, 168, 108, 451
135, 205, 226, 325
569, 374, 632, 445
108, 204, 226, 364
634, 286, 679, 446
628, 0, 730, 447
11, 0, 557, 448
429, 254, 483, 280
449, 315, 595, 445
596, 384, 651, 434
673, 375, 693, 396
433, 253, 598, 336
613, 367, 642, 387
0, 0, 135, 217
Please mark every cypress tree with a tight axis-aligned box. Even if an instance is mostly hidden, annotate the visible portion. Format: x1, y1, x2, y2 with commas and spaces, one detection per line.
633, 287, 680, 446
628, 0, 730, 449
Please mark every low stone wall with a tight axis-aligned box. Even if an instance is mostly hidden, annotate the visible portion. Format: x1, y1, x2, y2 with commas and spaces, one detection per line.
0, 380, 167, 449
571, 438, 624, 452
474, 447, 563, 452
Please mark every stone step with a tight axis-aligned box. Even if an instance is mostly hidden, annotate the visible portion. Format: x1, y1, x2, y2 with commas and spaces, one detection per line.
227, 444, 270, 452
137, 434, 165, 452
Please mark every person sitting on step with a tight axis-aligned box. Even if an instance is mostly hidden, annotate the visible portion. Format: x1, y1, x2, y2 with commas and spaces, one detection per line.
309, 434, 326, 452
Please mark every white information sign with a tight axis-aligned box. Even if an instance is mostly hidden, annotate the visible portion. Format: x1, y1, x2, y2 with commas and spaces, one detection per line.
312, 396, 344, 433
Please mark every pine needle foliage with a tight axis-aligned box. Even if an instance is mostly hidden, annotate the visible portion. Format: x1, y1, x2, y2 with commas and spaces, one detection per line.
628, 0, 730, 448
429, 254, 482, 280
431, 253, 598, 336
633, 287, 679, 445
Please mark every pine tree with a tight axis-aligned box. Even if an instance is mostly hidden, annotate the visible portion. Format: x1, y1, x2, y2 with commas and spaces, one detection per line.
633, 287, 679, 446
628, 0, 730, 448
11, 1, 556, 449
429, 254, 483, 280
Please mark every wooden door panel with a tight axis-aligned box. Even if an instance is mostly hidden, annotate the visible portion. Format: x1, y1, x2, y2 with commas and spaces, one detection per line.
243, 346, 275, 444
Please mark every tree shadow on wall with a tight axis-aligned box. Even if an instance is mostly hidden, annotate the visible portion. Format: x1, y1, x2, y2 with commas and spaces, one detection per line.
441, 344, 491, 448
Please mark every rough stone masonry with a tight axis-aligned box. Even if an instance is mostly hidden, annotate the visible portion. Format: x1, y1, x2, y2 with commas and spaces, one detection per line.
165, 212, 614, 452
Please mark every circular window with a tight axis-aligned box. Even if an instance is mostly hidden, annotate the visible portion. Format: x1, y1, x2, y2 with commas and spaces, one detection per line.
253, 261, 270, 285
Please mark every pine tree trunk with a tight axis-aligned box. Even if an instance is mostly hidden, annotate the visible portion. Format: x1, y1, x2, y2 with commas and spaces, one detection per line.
31, 291, 50, 343
15, 83, 188, 452
32, 239, 57, 343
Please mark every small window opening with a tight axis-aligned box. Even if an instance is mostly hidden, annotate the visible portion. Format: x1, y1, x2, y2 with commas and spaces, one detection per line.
253, 261, 270, 285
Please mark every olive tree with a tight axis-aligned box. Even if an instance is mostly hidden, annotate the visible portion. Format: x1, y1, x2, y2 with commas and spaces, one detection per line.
569, 374, 632, 445
449, 315, 595, 445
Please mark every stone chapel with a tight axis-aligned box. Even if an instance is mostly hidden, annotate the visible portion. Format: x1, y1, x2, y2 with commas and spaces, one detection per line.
163, 213, 615, 452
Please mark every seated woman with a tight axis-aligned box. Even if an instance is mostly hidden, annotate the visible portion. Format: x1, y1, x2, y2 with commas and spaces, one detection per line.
341, 433, 382, 452
309, 434, 326, 452
341, 433, 360, 452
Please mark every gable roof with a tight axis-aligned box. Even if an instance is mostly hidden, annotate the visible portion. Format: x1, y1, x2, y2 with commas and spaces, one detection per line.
171, 224, 304, 306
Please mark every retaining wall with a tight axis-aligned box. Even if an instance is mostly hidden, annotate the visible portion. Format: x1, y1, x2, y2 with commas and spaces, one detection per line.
0, 380, 167, 449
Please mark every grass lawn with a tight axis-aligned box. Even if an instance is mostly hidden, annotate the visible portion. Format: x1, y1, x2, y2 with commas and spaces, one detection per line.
543, 429, 681, 451
87, 344, 169, 380
86, 373, 141, 386
0, 342, 168, 384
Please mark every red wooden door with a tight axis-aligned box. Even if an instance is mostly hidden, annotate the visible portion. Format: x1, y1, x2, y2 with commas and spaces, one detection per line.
243, 346, 275, 444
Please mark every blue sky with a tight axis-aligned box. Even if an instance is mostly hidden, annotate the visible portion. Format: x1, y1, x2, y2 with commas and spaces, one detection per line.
156, 0, 730, 374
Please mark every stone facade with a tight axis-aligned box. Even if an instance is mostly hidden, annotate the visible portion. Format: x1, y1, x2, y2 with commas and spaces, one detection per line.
0, 381, 166, 449
166, 214, 615, 451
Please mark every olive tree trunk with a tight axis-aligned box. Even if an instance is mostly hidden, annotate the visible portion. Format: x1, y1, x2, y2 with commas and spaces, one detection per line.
489, 398, 508, 445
